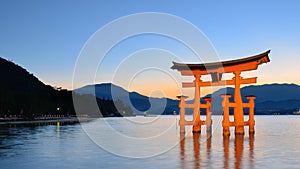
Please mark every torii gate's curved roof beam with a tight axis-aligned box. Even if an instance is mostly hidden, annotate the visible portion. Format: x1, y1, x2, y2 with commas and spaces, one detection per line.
171, 50, 270, 74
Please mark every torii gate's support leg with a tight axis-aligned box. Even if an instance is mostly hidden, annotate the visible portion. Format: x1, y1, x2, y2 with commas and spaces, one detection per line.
177, 95, 188, 133
203, 97, 212, 134
246, 95, 256, 134
233, 71, 245, 135
193, 75, 201, 133
221, 94, 231, 136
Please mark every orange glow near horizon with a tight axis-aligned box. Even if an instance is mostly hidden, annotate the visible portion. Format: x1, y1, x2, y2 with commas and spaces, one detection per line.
128, 81, 182, 99
47, 80, 300, 100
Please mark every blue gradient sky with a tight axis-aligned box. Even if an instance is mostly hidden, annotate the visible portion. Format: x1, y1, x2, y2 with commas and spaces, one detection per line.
0, 1, 300, 98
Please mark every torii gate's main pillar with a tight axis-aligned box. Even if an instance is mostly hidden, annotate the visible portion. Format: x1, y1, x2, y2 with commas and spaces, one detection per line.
233, 71, 245, 134
172, 50, 270, 135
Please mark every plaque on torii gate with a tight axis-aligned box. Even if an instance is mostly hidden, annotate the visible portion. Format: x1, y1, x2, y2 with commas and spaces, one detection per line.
171, 50, 270, 135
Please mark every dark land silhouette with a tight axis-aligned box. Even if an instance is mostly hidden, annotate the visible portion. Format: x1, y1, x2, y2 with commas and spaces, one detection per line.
77, 83, 300, 115
74, 83, 179, 115
0, 57, 133, 120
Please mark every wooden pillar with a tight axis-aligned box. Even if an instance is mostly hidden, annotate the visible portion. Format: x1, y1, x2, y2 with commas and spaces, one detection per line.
203, 97, 212, 134
177, 95, 188, 133
246, 95, 256, 134
193, 74, 201, 133
221, 94, 231, 136
233, 71, 245, 135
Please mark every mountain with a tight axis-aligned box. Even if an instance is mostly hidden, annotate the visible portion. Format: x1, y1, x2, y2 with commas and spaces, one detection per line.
205, 83, 300, 114
243, 84, 300, 114
75, 83, 179, 115
243, 83, 300, 102
0, 58, 54, 94
2, 56, 298, 117
76, 83, 300, 115
0, 56, 176, 118
0, 57, 75, 119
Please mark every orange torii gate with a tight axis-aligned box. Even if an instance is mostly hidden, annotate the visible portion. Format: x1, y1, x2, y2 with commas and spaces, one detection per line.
171, 50, 270, 135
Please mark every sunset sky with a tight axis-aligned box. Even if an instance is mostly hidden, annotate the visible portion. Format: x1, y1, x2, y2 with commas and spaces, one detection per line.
1, 1, 300, 99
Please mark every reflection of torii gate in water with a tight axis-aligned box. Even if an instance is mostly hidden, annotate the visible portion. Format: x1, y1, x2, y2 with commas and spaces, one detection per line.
171, 50, 270, 135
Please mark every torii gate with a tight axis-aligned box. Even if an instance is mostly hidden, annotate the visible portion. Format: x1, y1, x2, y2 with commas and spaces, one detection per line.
171, 50, 270, 135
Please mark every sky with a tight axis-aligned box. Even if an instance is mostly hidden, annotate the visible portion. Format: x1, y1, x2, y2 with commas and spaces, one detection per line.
0, 0, 300, 99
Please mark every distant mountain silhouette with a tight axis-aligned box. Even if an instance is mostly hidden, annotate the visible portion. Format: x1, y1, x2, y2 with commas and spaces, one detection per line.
77, 83, 300, 115
75, 83, 179, 115
1, 56, 299, 117
205, 83, 300, 114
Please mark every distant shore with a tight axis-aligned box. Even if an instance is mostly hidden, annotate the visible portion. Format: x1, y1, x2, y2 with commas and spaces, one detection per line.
0, 117, 96, 125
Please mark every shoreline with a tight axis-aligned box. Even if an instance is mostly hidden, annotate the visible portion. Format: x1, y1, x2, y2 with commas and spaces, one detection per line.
0, 117, 96, 125
1, 114, 298, 126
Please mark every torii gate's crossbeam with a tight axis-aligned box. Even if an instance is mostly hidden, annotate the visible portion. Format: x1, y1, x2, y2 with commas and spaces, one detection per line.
171, 50, 270, 74
172, 50, 270, 135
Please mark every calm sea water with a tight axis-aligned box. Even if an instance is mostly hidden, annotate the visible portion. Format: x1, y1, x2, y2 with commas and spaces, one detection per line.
0, 115, 300, 169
